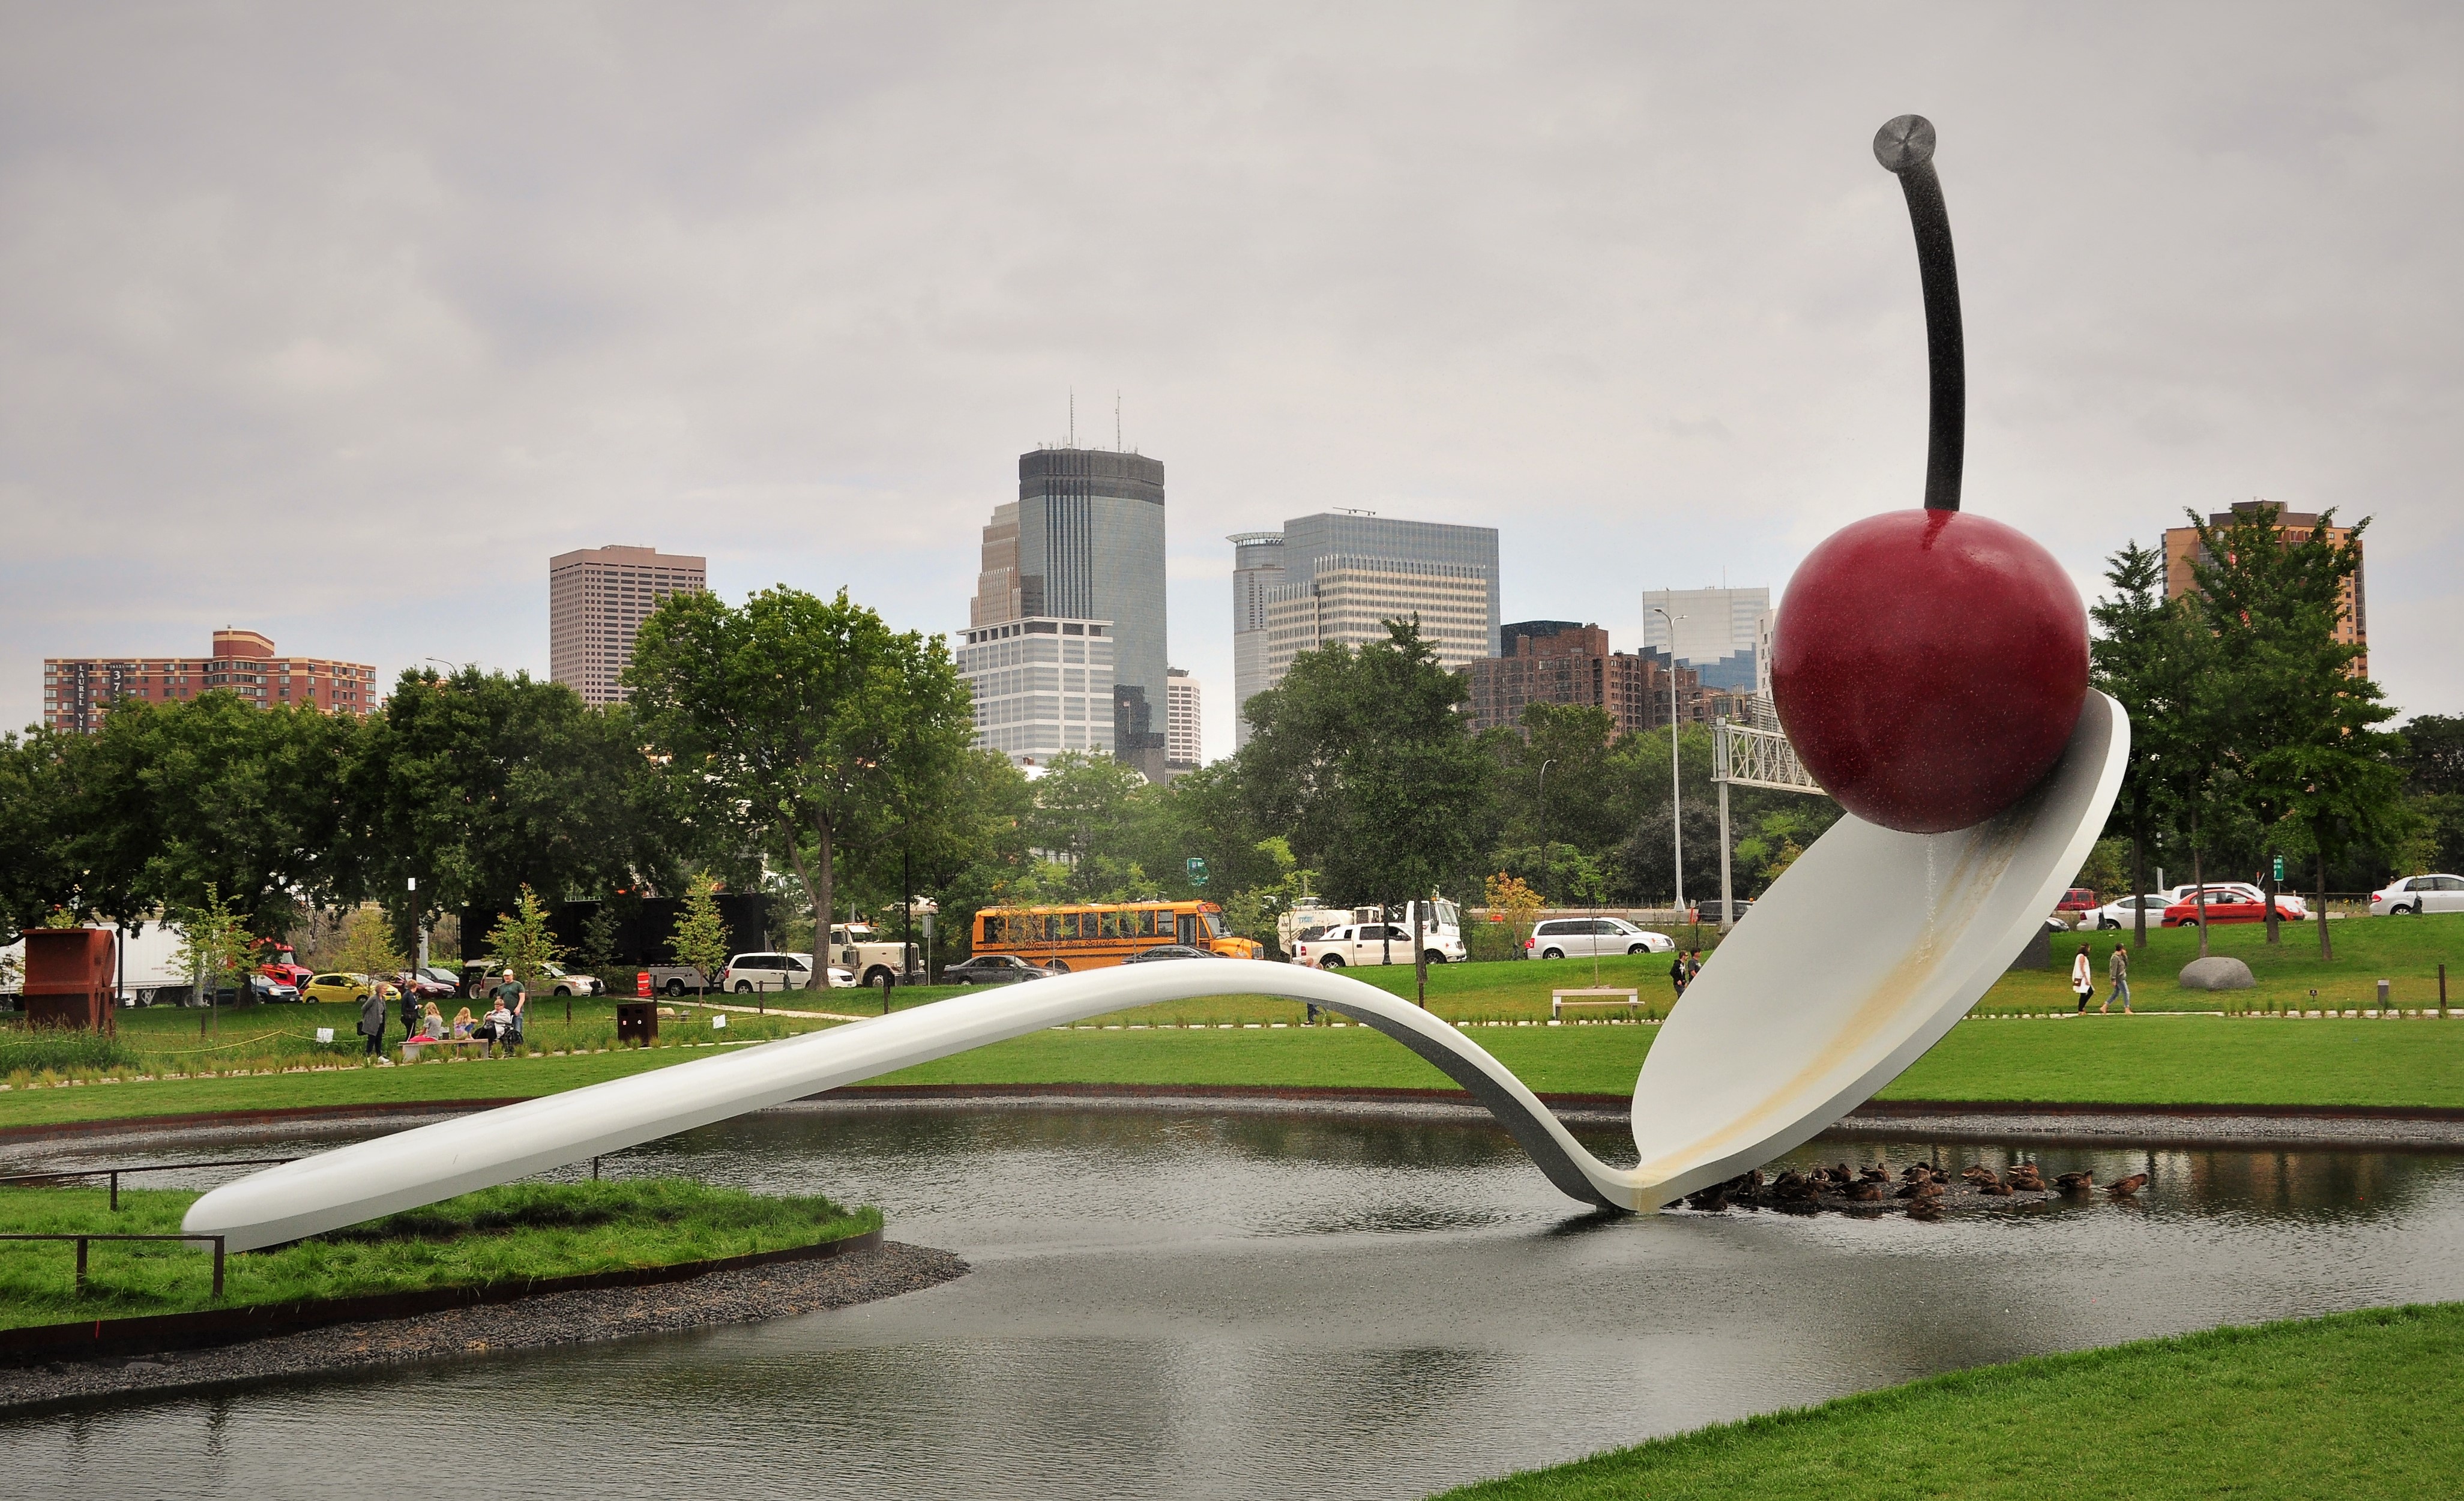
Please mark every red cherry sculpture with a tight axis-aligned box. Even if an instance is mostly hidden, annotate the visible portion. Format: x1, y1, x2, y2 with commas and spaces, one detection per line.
1769, 116, 2090, 834
1772, 510, 2087, 833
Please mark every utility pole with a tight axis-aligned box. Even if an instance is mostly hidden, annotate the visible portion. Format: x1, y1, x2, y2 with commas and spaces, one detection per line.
1651, 606, 1686, 918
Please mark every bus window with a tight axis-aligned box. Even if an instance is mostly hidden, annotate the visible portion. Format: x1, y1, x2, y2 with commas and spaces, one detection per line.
1098, 911, 1120, 939
1200, 912, 1226, 939
1139, 909, 1160, 937
1176, 913, 1196, 945
982, 914, 1005, 946
1062, 913, 1083, 942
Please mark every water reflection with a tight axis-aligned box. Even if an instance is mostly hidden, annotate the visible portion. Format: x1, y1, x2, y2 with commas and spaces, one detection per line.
7, 1105, 2463, 1501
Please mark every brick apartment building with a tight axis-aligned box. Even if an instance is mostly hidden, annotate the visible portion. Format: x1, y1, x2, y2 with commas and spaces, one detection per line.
2163, 501, 2367, 675
41, 629, 379, 734
1461, 621, 1706, 738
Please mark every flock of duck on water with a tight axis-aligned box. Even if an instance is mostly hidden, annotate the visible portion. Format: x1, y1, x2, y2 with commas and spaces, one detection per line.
1682, 1160, 2152, 1220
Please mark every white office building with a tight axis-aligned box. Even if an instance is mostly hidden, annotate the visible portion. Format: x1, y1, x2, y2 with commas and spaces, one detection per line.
955, 616, 1116, 765
1641, 586, 1771, 691
1165, 667, 1200, 771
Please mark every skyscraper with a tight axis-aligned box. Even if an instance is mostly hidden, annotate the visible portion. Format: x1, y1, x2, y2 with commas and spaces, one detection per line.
969, 447, 1169, 778
954, 616, 1116, 765
1640, 587, 1771, 691
1165, 667, 1200, 772
1227, 531, 1286, 751
550, 545, 709, 706
1461, 622, 1703, 737
1235, 511, 1501, 730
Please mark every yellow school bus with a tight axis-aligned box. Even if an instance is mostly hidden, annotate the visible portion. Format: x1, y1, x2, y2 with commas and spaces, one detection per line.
972, 900, 1264, 971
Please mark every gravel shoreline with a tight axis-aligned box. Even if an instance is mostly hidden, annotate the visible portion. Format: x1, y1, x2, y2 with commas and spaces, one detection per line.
0, 1240, 966, 1415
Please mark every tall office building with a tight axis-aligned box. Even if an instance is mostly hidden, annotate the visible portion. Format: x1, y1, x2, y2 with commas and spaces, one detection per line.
969, 447, 1169, 778
549, 545, 708, 706
1640, 586, 1771, 691
954, 616, 1116, 764
1164, 667, 1200, 773
43, 630, 377, 733
2164, 501, 2367, 675
1461, 622, 1703, 737
1237, 511, 1501, 726
1227, 531, 1286, 750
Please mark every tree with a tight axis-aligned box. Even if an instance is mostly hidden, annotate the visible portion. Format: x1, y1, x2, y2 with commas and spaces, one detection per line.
332, 905, 406, 982
172, 883, 256, 1035
1485, 870, 1543, 954
483, 885, 568, 1022
1239, 619, 1494, 1003
1485, 703, 1625, 859
626, 587, 973, 991
670, 874, 733, 997
2091, 540, 2195, 949
2188, 504, 2402, 959
577, 904, 622, 972
347, 668, 672, 959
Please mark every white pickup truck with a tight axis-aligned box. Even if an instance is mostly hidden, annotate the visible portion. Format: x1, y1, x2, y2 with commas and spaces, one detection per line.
1288, 920, 1466, 969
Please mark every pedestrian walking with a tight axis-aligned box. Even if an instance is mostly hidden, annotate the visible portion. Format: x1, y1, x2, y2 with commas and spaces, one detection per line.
2072, 945, 2095, 1013
1668, 950, 1689, 1000
358, 984, 388, 1059
2103, 943, 2131, 1014
1687, 949, 1704, 987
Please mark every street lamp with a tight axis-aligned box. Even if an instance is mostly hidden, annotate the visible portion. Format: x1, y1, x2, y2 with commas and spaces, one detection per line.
1650, 606, 1685, 920
1537, 757, 1557, 909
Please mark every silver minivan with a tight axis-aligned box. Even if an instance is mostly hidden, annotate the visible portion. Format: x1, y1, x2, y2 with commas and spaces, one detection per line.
715, 952, 854, 992
1526, 918, 1675, 959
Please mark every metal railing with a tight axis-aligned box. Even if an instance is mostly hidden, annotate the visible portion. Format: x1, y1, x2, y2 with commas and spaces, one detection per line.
0, 1232, 227, 1299
0, 1157, 295, 1211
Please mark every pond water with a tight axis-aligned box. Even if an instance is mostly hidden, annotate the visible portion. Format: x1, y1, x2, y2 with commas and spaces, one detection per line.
8, 1105, 2464, 1500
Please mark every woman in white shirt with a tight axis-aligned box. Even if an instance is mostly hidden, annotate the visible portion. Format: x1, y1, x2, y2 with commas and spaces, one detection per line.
2072, 945, 2095, 1013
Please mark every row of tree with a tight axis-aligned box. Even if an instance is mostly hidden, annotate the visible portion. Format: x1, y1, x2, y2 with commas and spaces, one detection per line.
4, 508, 2447, 983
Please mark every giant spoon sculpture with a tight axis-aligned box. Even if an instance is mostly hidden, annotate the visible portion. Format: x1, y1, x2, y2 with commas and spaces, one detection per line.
190, 118, 2125, 1251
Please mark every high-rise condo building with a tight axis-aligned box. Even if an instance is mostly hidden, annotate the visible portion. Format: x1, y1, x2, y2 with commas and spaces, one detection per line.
1165, 667, 1200, 773
968, 447, 1169, 778
954, 617, 1116, 765
42, 630, 378, 733
1462, 622, 1704, 738
1640, 586, 1771, 691
549, 545, 709, 706
2163, 501, 2367, 675
1227, 531, 1286, 751
1236, 512, 1501, 733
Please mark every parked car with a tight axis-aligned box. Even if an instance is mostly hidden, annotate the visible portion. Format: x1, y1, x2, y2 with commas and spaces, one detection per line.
394, 967, 457, 1001
1291, 923, 1458, 969
714, 952, 855, 993
535, 962, 603, 997
2161, 887, 2301, 928
1121, 943, 1211, 964
941, 954, 1060, 985
2053, 888, 2099, 922
2082, 893, 2169, 929
1525, 917, 1676, 960
2372, 874, 2464, 916
300, 972, 383, 1006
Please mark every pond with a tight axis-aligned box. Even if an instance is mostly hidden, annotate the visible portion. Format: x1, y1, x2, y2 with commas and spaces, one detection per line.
8, 1103, 2463, 1499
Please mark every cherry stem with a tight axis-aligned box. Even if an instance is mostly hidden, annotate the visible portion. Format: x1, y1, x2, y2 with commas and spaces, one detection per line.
1873, 115, 1964, 513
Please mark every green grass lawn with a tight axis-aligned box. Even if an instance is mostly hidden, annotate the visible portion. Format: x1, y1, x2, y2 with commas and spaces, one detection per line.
0, 1179, 875, 1330
1435, 1302, 2464, 1500
1983, 910, 2464, 1015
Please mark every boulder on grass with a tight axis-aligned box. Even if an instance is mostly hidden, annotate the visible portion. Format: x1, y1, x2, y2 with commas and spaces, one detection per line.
2179, 956, 2256, 991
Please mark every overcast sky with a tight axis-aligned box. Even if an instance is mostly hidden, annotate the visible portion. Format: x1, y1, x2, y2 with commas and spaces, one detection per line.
5, 4, 2457, 757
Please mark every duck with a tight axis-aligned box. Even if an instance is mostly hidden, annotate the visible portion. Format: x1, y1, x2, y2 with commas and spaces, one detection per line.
2055, 1170, 2095, 1193
1960, 1164, 1999, 1185
1845, 1181, 1886, 1202
1860, 1165, 1891, 1183
1906, 1199, 1944, 1221
2007, 1165, 2046, 1192
1895, 1178, 1942, 1200
1975, 1172, 2013, 1197
1900, 1163, 1932, 1182
2106, 1173, 2150, 1198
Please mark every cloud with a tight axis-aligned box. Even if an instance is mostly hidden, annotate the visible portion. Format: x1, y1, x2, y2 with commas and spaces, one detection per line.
3, 2, 2458, 761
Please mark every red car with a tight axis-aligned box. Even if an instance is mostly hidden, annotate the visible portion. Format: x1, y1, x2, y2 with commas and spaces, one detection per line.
2053, 887, 2098, 922
2161, 886, 2299, 928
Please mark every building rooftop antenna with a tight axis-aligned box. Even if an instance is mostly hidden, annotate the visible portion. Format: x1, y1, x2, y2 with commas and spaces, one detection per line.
1115, 390, 1122, 452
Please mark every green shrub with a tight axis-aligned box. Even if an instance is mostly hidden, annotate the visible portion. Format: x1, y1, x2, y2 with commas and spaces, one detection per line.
0, 1025, 139, 1077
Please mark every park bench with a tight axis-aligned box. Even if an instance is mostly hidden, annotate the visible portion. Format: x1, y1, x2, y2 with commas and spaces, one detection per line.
400, 1035, 502, 1061
1551, 987, 1645, 1021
